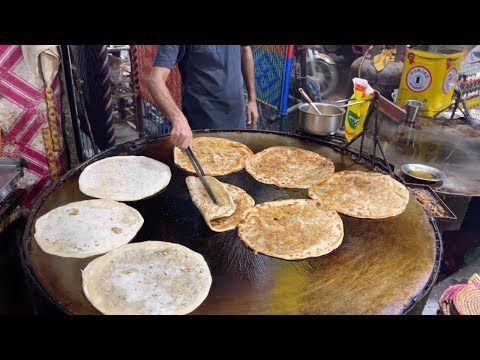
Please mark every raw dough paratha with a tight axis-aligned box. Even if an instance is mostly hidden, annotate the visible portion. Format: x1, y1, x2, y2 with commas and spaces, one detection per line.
186, 176, 255, 232
245, 146, 335, 189
186, 176, 236, 228
82, 241, 212, 315
34, 199, 144, 258
308, 171, 409, 219
79, 156, 171, 201
174, 137, 253, 176
238, 199, 344, 260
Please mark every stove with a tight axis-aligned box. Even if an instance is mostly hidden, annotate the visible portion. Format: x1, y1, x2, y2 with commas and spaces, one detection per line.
294, 129, 347, 147
0, 158, 27, 202
0, 158, 27, 234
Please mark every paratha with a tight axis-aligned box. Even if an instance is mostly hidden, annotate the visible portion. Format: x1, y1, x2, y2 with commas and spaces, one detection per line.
82, 241, 212, 315
185, 176, 236, 228
79, 156, 171, 201
174, 137, 253, 176
308, 171, 409, 219
186, 176, 255, 232
34, 199, 144, 258
245, 146, 335, 189
238, 199, 344, 260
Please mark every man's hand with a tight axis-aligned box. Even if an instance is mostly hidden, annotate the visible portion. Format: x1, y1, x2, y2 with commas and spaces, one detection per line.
170, 116, 193, 150
246, 100, 259, 129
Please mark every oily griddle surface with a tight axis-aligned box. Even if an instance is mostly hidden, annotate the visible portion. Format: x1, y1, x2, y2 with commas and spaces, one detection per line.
24, 131, 438, 314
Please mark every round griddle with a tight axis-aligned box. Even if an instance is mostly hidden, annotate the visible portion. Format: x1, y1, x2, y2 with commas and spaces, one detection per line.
21, 130, 441, 315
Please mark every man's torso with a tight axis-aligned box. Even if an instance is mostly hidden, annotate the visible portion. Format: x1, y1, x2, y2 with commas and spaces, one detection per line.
178, 45, 245, 130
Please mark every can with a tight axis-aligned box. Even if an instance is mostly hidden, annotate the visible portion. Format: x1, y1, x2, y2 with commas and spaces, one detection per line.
397, 47, 464, 117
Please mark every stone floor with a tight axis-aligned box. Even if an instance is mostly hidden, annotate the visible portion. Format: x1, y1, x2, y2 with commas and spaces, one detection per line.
114, 122, 139, 144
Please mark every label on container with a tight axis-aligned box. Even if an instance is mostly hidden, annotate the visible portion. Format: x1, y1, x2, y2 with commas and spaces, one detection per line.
406, 66, 432, 92
443, 68, 457, 94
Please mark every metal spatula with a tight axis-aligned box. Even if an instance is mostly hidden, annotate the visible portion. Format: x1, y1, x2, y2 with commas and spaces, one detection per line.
185, 147, 219, 205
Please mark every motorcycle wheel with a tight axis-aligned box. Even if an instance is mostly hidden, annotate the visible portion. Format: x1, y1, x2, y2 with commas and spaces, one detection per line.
310, 59, 339, 98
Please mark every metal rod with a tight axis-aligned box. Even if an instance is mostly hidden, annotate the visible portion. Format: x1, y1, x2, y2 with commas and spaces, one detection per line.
372, 113, 379, 167
60, 45, 84, 163
331, 97, 374, 105
186, 148, 205, 176
279, 115, 287, 132
359, 129, 365, 158
343, 130, 363, 150
333, 98, 374, 108
376, 137, 395, 177
286, 103, 302, 114
135, 96, 145, 137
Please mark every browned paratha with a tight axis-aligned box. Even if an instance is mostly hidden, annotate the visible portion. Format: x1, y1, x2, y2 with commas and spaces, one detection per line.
174, 137, 253, 176
245, 146, 335, 189
308, 171, 409, 219
185, 176, 236, 226
210, 183, 255, 232
186, 176, 254, 232
238, 199, 344, 260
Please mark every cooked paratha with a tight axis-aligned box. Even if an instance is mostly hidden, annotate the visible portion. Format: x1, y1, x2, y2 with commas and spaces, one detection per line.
185, 176, 236, 228
186, 176, 255, 232
245, 146, 335, 189
308, 171, 409, 219
82, 241, 212, 315
34, 199, 144, 258
238, 199, 344, 260
79, 156, 171, 201
210, 184, 255, 232
174, 137, 253, 176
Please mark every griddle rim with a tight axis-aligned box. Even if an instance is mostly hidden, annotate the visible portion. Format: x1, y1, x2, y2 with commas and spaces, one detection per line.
20, 129, 442, 315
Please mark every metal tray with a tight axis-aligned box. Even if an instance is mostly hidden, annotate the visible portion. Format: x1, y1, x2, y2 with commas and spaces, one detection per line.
405, 182, 457, 221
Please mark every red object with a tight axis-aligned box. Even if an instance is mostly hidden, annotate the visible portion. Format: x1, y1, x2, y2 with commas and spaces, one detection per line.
352, 45, 370, 55
408, 53, 415, 64
286, 45, 294, 59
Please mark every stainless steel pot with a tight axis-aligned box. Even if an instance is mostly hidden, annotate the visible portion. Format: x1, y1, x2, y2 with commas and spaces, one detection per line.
298, 103, 345, 136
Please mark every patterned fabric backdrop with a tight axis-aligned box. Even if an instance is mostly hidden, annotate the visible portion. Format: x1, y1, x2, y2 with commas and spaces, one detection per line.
0, 45, 67, 207
130, 45, 182, 107
251, 45, 290, 112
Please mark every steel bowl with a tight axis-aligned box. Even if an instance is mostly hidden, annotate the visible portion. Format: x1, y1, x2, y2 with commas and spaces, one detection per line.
401, 163, 446, 183
299, 103, 345, 136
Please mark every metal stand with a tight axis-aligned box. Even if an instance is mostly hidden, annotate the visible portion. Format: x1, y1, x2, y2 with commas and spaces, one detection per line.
342, 94, 395, 177
434, 87, 472, 124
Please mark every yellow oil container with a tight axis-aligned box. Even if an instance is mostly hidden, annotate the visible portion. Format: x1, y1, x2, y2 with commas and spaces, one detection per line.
397, 47, 464, 117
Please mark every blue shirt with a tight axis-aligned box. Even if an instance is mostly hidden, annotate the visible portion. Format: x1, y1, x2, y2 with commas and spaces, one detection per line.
153, 45, 246, 130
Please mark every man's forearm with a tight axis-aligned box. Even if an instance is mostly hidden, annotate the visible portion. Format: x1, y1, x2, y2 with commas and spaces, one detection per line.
241, 46, 257, 102
147, 76, 185, 125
